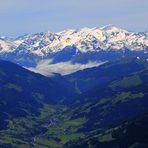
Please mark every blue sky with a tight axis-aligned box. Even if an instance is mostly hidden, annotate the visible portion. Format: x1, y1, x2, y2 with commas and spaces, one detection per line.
0, 0, 148, 37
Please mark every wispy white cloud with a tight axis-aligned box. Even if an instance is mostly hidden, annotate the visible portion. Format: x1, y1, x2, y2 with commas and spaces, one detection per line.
28, 59, 105, 76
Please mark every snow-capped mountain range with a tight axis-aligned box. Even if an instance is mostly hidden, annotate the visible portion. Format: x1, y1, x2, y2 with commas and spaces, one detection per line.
0, 25, 148, 75
1, 24, 148, 56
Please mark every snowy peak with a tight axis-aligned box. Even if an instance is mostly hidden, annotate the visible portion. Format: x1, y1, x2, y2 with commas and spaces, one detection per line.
100, 24, 126, 32
0, 38, 17, 53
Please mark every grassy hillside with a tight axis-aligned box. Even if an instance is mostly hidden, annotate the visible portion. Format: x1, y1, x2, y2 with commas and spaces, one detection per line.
65, 57, 148, 94
65, 112, 148, 148
0, 60, 74, 130
0, 58, 148, 147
